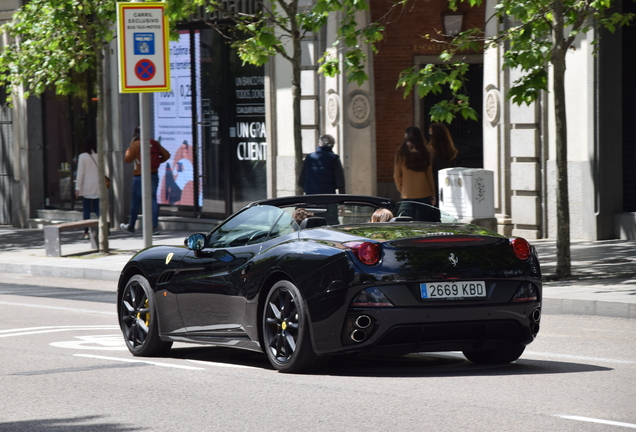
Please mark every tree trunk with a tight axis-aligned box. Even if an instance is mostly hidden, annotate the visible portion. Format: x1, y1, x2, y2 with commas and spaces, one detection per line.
95, 53, 110, 254
551, 3, 571, 278
291, 18, 304, 195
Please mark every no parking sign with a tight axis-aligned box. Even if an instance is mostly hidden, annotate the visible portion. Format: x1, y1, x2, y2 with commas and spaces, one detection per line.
117, 2, 170, 93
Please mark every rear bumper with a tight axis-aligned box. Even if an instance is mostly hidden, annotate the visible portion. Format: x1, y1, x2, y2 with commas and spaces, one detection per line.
312, 301, 541, 355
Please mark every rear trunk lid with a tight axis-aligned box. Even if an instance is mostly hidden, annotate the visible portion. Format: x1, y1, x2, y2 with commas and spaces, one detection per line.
332, 222, 538, 282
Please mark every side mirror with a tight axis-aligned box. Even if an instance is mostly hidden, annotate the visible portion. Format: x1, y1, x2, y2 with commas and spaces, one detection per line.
184, 233, 206, 251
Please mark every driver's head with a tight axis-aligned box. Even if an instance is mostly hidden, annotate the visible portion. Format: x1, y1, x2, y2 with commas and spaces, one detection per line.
292, 208, 315, 224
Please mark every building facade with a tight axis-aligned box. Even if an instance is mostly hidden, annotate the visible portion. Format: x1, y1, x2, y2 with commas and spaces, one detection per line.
1, 0, 634, 241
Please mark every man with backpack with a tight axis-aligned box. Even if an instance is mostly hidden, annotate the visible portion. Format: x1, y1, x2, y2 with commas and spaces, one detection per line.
120, 126, 170, 235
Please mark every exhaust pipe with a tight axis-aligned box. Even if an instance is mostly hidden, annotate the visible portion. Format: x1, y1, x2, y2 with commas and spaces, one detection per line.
350, 329, 367, 343
355, 315, 372, 329
530, 308, 541, 335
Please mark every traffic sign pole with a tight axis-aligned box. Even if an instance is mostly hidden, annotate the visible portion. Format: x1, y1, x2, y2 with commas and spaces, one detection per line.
135, 0, 152, 248
140, 92, 152, 247
118, 1, 170, 247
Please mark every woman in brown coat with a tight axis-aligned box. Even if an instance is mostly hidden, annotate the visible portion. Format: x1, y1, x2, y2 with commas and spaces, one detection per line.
393, 126, 435, 206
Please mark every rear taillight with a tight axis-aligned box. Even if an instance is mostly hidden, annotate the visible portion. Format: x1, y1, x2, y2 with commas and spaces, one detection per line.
510, 237, 531, 261
513, 282, 539, 302
351, 287, 394, 307
343, 241, 381, 266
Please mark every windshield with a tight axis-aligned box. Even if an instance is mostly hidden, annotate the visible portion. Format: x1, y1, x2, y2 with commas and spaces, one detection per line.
208, 205, 297, 248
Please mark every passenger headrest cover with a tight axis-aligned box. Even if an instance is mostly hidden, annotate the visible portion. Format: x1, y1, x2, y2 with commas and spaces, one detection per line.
300, 217, 328, 229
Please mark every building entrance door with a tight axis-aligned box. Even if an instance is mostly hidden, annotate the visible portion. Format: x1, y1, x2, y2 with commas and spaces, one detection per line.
419, 62, 484, 169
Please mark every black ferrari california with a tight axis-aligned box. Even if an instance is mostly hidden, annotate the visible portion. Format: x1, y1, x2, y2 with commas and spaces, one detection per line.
117, 195, 542, 373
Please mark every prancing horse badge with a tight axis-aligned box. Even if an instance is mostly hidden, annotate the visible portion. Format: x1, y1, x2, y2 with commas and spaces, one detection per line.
449, 253, 458, 267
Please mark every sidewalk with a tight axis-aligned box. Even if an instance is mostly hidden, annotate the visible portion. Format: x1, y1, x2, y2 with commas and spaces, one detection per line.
0, 226, 634, 319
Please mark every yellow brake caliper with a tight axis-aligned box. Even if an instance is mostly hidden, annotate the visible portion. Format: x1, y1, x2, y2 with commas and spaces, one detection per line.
136, 299, 150, 327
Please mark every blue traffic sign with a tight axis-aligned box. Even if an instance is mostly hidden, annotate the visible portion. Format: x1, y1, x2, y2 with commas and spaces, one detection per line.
134, 33, 155, 55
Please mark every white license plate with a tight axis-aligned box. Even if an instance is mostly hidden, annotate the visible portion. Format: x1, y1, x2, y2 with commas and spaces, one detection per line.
420, 281, 487, 299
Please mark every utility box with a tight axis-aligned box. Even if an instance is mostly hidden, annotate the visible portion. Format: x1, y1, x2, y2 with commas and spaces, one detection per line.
439, 168, 495, 222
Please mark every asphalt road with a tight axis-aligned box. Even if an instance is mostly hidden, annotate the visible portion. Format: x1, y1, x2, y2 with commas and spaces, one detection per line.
0, 274, 635, 432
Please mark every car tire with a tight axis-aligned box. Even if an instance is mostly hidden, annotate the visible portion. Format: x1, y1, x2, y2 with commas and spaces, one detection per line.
120, 274, 173, 357
463, 344, 526, 364
262, 280, 326, 373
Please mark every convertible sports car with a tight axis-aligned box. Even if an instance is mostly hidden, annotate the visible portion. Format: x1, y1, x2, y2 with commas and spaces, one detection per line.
117, 194, 542, 373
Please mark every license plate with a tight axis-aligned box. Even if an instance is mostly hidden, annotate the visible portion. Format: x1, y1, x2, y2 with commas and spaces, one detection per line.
420, 281, 487, 299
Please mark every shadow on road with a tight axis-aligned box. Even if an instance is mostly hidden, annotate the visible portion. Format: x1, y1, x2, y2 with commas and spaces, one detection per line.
165, 346, 612, 378
0, 416, 142, 432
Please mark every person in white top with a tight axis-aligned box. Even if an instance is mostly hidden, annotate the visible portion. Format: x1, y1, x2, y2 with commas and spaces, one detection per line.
75, 138, 100, 239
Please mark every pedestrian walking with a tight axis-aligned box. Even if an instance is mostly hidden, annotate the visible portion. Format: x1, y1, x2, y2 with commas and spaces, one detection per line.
298, 134, 346, 195
120, 127, 170, 235
393, 126, 435, 205
75, 137, 100, 239
429, 122, 458, 205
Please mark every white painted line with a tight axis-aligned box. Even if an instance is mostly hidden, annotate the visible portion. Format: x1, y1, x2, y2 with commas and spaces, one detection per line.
557, 415, 636, 429
74, 354, 206, 370
526, 351, 636, 365
0, 325, 119, 334
0, 301, 116, 315
0, 325, 120, 338
187, 359, 255, 370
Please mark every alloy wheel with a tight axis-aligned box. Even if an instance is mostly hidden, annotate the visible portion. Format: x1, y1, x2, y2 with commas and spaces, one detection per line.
264, 287, 300, 363
120, 278, 151, 350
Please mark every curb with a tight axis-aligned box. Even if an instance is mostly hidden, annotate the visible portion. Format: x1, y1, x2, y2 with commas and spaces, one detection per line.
542, 298, 636, 320
0, 262, 122, 282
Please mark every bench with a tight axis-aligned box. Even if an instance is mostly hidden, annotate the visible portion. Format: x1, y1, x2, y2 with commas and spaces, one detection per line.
44, 220, 99, 257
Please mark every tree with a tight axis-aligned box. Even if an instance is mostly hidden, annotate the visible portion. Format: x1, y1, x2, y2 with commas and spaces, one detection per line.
0, 0, 116, 253
397, 0, 633, 278
168, 0, 383, 194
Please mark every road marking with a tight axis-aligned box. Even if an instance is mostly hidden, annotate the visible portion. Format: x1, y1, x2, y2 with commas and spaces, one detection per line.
0, 300, 116, 316
74, 354, 206, 370
0, 325, 119, 338
187, 359, 256, 370
557, 415, 636, 429
51, 334, 127, 350
526, 351, 636, 365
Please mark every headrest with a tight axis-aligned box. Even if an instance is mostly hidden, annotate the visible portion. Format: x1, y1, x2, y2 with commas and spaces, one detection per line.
300, 217, 328, 229
390, 216, 413, 222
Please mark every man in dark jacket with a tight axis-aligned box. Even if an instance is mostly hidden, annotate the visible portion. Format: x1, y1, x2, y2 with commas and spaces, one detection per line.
298, 134, 346, 194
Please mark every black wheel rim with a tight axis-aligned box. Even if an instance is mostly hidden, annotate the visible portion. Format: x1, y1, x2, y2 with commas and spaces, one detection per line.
264, 287, 300, 363
120, 279, 151, 349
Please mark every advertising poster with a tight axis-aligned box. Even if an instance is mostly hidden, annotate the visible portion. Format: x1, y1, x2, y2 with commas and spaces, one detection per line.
230, 71, 267, 211
153, 31, 202, 207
